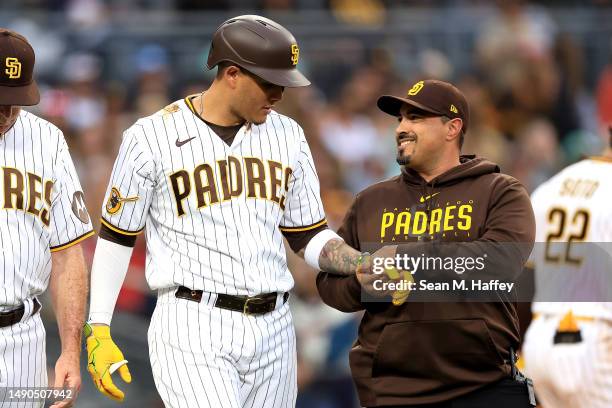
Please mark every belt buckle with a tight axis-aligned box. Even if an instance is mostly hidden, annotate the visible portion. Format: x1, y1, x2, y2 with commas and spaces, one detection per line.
243, 297, 254, 315
243, 295, 272, 315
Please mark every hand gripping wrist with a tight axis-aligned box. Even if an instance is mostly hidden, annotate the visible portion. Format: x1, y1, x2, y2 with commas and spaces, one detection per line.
356, 252, 372, 274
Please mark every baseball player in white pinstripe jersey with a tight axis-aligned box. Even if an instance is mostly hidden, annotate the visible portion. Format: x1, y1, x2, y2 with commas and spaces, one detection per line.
0, 29, 94, 408
522, 128, 612, 408
85, 15, 396, 407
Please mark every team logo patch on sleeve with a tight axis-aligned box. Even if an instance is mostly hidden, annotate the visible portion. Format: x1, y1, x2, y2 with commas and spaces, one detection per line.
71, 191, 90, 224
106, 187, 139, 215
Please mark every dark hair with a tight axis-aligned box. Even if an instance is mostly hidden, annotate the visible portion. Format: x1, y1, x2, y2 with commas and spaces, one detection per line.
441, 116, 465, 149
216, 61, 235, 78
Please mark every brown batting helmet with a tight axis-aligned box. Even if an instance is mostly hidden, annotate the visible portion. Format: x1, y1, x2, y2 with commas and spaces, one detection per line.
207, 15, 310, 88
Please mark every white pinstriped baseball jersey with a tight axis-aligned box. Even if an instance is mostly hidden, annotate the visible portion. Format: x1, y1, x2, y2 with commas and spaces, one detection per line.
100, 97, 326, 295
529, 157, 612, 319
0, 110, 94, 310
524, 158, 612, 408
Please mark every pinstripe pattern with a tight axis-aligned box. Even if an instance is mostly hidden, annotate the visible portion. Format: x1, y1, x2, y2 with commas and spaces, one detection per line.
102, 98, 325, 295
0, 306, 47, 407
1, 111, 93, 309
529, 159, 612, 318
524, 158, 612, 407
102, 98, 321, 407
0, 110, 93, 399
149, 289, 296, 408
523, 315, 612, 408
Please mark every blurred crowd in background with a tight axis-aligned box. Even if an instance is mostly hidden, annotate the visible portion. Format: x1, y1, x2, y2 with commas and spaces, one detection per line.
2, 0, 612, 407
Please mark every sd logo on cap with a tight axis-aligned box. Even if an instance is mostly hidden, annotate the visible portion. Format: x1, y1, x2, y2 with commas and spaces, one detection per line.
0, 29, 39, 106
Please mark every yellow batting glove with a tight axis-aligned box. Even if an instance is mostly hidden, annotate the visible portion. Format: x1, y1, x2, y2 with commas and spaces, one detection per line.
85, 324, 132, 401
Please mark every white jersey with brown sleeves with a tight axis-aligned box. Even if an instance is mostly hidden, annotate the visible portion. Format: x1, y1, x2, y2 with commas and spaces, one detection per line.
0, 110, 94, 310
101, 98, 326, 295
529, 157, 612, 319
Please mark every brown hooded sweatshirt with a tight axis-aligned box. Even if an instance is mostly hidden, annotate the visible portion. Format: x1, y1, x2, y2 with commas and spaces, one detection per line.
317, 155, 535, 407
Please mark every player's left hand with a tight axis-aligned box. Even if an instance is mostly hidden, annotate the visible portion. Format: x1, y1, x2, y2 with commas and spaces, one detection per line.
50, 351, 81, 408
86, 325, 132, 402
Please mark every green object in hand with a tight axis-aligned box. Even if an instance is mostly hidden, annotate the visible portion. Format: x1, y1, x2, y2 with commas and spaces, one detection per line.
357, 252, 371, 266
83, 322, 93, 338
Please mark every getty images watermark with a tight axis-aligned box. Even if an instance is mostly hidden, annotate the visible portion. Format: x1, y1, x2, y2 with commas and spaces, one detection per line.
371, 253, 515, 294
372, 253, 487, 275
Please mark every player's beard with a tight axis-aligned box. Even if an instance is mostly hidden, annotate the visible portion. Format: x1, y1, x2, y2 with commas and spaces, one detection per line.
396, 132, 417, 166
396, 154, 411, 166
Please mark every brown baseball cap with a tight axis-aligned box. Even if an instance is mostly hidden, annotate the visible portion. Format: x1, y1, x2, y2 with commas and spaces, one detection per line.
377, 79, 469, 133
0, 28, 39, 106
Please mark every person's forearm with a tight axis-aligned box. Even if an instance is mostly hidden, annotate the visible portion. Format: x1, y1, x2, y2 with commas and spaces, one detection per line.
316, 271, 364, 312
50, 244, 89, 354
88, 237, 134, 326
298, 238, 362, 275
319, 238, 363, 275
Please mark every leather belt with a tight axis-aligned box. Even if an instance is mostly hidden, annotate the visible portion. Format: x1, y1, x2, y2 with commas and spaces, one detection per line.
175, 286, 288, 315
0, 298, 41, 328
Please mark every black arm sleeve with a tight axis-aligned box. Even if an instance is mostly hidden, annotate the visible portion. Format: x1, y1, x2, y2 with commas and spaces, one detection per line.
281, 222, 329, 253
99, 221, 138, 247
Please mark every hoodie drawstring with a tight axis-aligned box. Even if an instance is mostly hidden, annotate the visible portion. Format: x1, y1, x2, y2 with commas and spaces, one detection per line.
421, 179, 437, 241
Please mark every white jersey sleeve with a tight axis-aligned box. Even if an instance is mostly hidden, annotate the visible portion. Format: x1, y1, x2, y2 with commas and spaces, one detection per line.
101, 127, 156, 234
49, 136, 94, 251
279, 125, 326, 231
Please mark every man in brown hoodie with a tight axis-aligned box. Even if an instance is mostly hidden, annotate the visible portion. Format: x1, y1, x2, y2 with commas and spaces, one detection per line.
317, 79, 536, 407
